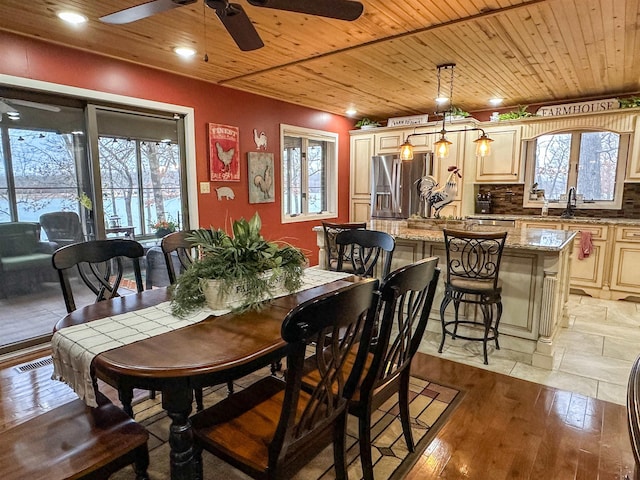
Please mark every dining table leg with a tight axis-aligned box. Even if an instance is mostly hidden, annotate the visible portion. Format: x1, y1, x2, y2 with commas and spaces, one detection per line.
162, 383, 195, 480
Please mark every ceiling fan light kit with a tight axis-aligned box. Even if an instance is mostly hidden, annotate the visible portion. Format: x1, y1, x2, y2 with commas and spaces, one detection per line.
99, 0, 364, 51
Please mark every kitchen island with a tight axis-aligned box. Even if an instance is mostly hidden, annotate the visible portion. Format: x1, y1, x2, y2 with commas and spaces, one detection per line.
315, 219, 576, 369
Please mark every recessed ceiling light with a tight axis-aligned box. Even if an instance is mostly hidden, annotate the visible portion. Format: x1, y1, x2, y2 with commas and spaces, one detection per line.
174, 47, 196, 58
435, 96, 449, 104
345, 109, 357, 117
489, 98, 504, 106
7, 111, 20, 119
57, 11, 88, 25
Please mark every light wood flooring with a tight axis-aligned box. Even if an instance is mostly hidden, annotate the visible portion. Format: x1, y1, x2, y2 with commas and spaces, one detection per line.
0, 349, 635, 479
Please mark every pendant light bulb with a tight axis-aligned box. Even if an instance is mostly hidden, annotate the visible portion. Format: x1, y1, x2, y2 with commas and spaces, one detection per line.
474, 133, 493, 158
400, 139, 415, 161
434, 134, 452, 160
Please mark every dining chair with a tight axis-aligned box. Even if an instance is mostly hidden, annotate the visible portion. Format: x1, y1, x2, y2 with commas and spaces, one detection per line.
335, 228, 395, 279
302, 257, 439, 480
322, 221, 366, 271
39, 211, 85, 248
52, 238, 144, 314
190, 277, 380, 480
438, 229, 508, 365
52, 238, 148, 416
160, 230, 197, 284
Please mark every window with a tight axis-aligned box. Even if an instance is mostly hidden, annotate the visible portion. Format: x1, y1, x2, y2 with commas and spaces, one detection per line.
0, 100, 87, 227
96, 108, 184, 237
281, 124, 337, 222
0, 92, 188, 242
524, 130, 629, 209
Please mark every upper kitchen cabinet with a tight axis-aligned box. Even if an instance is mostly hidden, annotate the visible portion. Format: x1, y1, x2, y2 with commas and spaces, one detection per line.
350, 133, 374, 222
375, 129, 406, 154
626, 114, 640, 181
473, 124, 523, 183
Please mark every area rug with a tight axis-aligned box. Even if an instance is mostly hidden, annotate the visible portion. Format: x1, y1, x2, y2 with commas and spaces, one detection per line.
112, 369, 461, 480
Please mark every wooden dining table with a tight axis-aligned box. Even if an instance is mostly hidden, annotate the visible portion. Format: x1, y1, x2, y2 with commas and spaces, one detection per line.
53, 275, 356, 480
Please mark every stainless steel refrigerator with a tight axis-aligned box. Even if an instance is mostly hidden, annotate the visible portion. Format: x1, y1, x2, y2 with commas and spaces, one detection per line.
370, 153, 431, 219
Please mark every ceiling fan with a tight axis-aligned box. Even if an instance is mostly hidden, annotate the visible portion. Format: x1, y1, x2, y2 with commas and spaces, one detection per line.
99, 0, 365, 52
0, 98, 61, 121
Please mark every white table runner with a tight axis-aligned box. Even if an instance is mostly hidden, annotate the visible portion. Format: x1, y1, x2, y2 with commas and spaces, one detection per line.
51, 268, 353, 407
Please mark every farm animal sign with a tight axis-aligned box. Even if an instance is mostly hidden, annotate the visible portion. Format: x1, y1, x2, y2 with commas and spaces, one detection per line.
248, 152, 275, 204
253, 129, 267, 150
216, 186, 235, 200
208, 123, 240, 182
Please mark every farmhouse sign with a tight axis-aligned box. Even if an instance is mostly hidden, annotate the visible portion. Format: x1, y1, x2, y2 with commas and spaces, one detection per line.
536, 98, 619, 117
387, 114, 429, 127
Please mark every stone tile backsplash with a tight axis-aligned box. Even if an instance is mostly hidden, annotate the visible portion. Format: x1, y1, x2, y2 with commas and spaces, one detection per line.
475, 183, 640, 218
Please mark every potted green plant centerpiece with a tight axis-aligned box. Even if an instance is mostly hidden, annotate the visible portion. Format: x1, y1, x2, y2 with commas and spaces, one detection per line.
170, 213, 306, 317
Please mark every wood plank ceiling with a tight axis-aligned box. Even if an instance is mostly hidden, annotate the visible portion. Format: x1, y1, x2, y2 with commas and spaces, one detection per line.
1, 0, 639, 122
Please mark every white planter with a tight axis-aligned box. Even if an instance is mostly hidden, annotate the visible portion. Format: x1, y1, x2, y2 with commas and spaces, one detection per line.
201, 270, 288, 310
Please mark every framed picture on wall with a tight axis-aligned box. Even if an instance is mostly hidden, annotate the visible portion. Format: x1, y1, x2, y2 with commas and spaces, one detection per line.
209, 123, 240, 182
248, 152, 275, 203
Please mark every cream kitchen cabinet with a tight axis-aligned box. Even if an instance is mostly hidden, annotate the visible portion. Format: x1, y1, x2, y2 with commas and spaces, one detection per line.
473, 125, 523, 183
375, 129, 407, 154
564, 224, 610, 296
610, 226, 640, 298
349, 133, 374, 222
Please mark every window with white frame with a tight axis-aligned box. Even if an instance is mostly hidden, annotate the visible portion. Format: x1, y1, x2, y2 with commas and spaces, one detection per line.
524, 129, 629, 209
281, 124, 337, 222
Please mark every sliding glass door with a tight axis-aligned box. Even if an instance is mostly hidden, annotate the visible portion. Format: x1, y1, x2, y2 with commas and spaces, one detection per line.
0, 92, 188, 355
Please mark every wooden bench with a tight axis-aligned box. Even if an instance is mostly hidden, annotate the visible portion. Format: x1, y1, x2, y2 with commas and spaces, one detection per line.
0, 396, 149, 480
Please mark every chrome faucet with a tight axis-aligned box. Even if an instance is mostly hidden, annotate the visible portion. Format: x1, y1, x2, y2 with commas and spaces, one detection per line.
561, 187, 577, 218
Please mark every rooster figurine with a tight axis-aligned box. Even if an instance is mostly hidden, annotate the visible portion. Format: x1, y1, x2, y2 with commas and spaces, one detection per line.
253, 129, 267, 150
254, 163, 273, 199
216, 142, 235, 172
418, 166, 462, 218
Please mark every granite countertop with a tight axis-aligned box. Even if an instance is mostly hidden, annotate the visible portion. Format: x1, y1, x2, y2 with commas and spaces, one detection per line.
368, 219, 576, 252
468, 214, 640, 226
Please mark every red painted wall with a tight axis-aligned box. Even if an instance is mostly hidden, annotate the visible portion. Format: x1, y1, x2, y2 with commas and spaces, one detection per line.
0, 31, 354, 264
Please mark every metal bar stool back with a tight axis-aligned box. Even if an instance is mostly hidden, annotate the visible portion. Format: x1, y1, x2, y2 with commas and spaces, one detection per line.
438, 229, 508, 364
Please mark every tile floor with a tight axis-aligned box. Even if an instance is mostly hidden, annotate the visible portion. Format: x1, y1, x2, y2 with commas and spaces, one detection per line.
418, 293, 640, 406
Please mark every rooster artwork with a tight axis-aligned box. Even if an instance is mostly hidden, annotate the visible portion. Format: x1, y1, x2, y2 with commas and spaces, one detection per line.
253, 163, 272, 199
253, 129, 267, 150
208, 123, 240, 182
418, 166, 462, 218
248, 152, 275, 203
216, 142, 235, 172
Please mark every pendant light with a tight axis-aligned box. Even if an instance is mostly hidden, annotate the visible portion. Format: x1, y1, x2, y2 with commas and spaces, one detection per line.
400, 63, 493, 161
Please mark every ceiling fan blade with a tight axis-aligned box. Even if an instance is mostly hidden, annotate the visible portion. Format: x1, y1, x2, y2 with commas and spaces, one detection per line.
247, 0, 363, 21
100, 0, 197, 24
206, 1, 264, 51
8, 99, 61, 112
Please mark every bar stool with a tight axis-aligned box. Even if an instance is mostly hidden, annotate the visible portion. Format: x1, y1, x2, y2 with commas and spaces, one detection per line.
438, 229, 508, 364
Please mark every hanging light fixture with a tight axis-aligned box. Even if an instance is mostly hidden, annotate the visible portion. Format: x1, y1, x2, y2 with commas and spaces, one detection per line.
474, 132, 493, 157
399, 63, 493, 161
